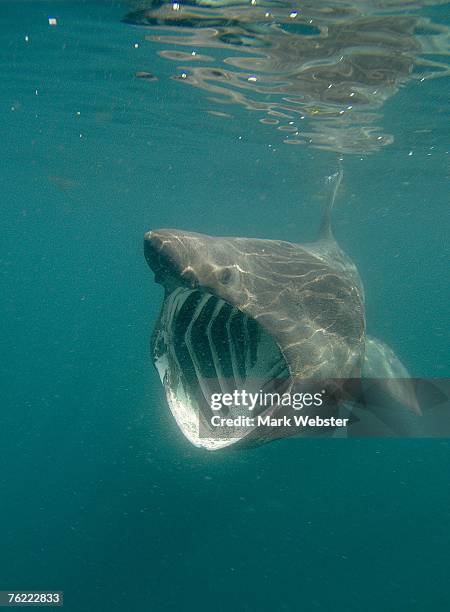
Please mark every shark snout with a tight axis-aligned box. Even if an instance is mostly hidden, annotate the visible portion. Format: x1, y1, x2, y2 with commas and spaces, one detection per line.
144, 228, 246, 298
144, 229, 202, 289
144, 231, 164, 271
144, 229, 173, 254
144, 229, 182, 283
144, 229, 183, 266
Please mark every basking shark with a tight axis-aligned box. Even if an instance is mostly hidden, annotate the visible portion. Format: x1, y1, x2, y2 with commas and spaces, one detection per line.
144, 170, 420, 449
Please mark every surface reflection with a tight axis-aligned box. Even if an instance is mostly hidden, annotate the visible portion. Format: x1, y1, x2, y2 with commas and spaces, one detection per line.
124, 0, 450, 153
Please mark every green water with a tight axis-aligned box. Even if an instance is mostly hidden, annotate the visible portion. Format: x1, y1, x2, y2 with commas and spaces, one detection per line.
1, 1, 449, 610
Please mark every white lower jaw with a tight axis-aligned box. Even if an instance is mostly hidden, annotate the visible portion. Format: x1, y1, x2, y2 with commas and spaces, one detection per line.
153, 352, 234, 450
168, 388, 236, 450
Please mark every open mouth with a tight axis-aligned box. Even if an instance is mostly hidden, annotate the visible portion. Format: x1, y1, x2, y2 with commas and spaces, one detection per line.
151, 285, 291, 450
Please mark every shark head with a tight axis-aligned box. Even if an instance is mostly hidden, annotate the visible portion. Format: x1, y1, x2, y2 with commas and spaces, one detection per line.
144, 228, 365, 450
145, 229, 249, 308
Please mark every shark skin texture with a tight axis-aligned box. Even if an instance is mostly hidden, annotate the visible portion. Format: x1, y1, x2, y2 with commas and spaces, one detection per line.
144, 171, 422, 450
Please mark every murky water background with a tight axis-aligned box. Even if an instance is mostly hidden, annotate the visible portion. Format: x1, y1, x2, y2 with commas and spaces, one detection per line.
1, 1, 449, 610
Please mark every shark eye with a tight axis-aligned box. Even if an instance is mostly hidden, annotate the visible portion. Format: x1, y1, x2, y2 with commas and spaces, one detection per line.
217, 267, 233, 285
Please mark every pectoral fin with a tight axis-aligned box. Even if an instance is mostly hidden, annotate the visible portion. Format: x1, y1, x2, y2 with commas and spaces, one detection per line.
362, 336, 421, 415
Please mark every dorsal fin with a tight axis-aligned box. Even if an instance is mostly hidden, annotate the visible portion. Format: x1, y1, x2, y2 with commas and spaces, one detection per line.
318, 163, 343, 240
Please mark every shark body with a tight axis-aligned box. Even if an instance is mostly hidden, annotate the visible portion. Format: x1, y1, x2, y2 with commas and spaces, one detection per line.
144, 171, 419, 449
